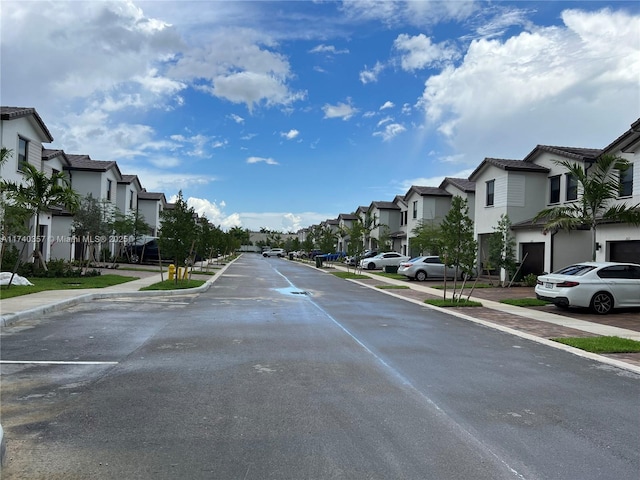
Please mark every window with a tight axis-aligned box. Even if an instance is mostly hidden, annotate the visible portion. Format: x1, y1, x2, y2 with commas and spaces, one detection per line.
17, 137, 29, 171
619, 164, 633, 197
486, 180, 495, 206
412, 201, 418, 219
549, 175, 560, 204
566, 173, 578, 201
106, 179, 112, 201
129, 190, 134, 209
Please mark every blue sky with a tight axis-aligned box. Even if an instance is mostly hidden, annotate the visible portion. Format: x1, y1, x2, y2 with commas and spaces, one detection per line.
2, 1, 639, 232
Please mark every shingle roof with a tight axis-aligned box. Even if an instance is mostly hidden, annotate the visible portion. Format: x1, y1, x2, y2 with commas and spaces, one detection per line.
338, 213, 358, 221
370, 201, 400, 210
1, 106, 54, 142
406, 185, 452, 198
439, 177, 475, 193
42, 148, 69, 165
602, 118, 640, 154
66, 154, 116, 172
468, 157, 550, 181
523, 145, 601, 163
138, 191, 166, 201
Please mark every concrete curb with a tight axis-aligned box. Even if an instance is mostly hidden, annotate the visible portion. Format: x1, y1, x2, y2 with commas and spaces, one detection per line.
1, 258, 236, 327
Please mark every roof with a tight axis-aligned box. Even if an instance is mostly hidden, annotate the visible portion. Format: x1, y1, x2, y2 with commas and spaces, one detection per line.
42, 148, 70, 166
338, 213, 358, 221
522, 145, 601, 164
138, 191, 166, 201
119, 174, 144, 191
370, 201, 401, 210
439, 177, 475, 193
1, 106, 54, 143
405, 185, 452, 198
602, 118, 640, 154
468, 157, 550, 181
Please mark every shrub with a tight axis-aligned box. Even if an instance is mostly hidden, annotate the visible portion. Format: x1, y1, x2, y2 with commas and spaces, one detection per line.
523, 273, 538, 287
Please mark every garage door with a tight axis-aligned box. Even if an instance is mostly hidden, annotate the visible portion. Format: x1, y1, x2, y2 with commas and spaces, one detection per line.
610, 241, 640, 264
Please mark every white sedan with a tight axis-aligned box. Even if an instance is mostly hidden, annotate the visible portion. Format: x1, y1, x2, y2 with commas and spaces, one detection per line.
359, 252, 410, 270
535, 262, 640, 314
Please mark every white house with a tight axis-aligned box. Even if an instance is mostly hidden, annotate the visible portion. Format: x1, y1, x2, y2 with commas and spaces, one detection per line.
137, 190, 167, 237
400, 186, 452, 257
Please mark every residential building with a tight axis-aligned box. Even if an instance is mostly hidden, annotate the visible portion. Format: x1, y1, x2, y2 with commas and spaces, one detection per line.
400, 186, 452, 257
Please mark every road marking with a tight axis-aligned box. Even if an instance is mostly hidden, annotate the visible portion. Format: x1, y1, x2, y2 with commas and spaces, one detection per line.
0, 360, 118, 365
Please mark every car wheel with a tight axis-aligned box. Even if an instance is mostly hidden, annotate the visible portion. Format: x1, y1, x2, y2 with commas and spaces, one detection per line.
263, 254, 268, 257
590, 292, 613, 315
130, 254, 140, 264
367, 263, 376, 270
415, 270, 427, 282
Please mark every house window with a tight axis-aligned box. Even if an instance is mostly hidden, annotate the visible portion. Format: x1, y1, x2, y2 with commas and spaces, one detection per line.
566, 173, 578, 201
619, 164, 633, 197
17, 137, 29, 171
129, 190, 134, 209
106, 179, 112, 201
486, 180, 495, 206
412, 201, 418, 219
549, 175, 561, 204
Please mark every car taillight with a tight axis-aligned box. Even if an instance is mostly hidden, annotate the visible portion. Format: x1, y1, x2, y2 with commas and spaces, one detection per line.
536, 280, 543, 285
557, 281, 580, 287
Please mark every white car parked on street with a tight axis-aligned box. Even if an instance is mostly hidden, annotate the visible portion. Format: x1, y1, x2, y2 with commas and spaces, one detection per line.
535, 262, 640, 314
359, 252, 410, 270
263, 248, 286, 258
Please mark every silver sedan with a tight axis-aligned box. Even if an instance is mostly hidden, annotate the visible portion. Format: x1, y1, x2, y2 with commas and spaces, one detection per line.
397, 256, 461, 281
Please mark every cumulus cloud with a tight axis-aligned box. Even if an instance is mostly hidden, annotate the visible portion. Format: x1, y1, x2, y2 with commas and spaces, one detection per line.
359, 61, 385, 84
380, 101, 395, 110
281, 129, 300, 140
340, 0, 477, 26
228, 113, 245, 124
417, 8, 640, 161
323, 100, 358, 120
393, 33, 459, 70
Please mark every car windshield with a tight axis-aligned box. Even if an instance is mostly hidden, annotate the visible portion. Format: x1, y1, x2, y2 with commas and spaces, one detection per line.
408, 257, 423, 263
553, 264, 596, 276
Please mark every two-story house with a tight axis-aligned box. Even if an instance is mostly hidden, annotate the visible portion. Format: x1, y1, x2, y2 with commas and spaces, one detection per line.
137, 190, 168, 237
400, 185, 452, 257
367, 200, 401, 252
336, 213, 359, 253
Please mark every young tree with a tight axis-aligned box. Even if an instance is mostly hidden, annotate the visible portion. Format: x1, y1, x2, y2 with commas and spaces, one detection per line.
410, 220, 443, 257
440, 196, 476, 300
377, 225, 392, 252
1, 163, 80, 270
533, 154, 640, 261
158, 191, 199, 273
488, 214, 516, 287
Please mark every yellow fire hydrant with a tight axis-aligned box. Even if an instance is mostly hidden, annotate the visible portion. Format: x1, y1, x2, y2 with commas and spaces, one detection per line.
168, 264, 176, 281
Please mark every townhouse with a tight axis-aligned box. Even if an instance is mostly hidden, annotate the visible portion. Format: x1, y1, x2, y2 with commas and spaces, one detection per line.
0, 106, 171, 263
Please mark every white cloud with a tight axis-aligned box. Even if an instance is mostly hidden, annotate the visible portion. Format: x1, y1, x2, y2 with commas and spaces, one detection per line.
377, 116, 393, 127
373, 123, 406, 142
359, 61, 385, 84
393, 33, 459, 71
228, 114, 245, 124
247, 156, 279, 165
380, 101, 395, 110
418, 8, 640, 161
281, 129, 300, 140
323, 100, 358, 120
309, 44, 349, 55
340, 0, 478, 27
397, 168, 475, 192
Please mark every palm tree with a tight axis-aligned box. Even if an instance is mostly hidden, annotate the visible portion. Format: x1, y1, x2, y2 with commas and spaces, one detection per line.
533, 154, 640, 261
1, 163, 80, 269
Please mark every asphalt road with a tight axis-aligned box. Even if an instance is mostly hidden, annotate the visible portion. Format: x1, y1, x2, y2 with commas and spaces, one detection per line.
1, 254, 638, 479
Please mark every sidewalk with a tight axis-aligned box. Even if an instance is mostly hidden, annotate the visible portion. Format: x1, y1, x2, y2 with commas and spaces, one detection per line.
2, 257, 639, 373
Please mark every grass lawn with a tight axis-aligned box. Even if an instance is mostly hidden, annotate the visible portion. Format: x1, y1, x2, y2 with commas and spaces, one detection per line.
552, 336, 640, 354
372, 272, 406, 280
0, 274, 139, 299
376, 285, 410, 290
500, 298, 551, 307
432, 283, 494, 289
425, 299, 483, 307
140, 279, 206, 291
331, 272, 370, 279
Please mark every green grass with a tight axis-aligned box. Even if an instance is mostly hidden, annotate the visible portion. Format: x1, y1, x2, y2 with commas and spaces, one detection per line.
500, 298, 551, 307
425, 299, 483, 307
551, 336, 640, 354
376, 285, 410, 290
140, 279, 206, 291
0, 274, 139, 299
372, 272, 405, 280
331, 272, 370, 279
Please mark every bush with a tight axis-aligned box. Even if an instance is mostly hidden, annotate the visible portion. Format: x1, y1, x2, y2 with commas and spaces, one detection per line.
523, 273, 538, 287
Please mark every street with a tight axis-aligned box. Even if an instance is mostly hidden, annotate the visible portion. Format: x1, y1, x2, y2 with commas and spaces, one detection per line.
1, 254, 638, 479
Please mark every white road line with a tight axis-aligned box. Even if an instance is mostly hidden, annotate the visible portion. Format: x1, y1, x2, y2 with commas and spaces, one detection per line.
0, 360, 118, 365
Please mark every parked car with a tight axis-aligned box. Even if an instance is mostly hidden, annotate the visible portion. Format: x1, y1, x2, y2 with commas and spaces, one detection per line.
263, 248, 286, 258
345, 250, 377, 266
359, 252, 410, 270
398, 256, 463, 281
535, 262, 640, 314
126, 237, 160, 263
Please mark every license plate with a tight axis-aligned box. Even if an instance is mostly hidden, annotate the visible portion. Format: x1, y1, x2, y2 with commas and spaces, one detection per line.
544, 282, 553, 289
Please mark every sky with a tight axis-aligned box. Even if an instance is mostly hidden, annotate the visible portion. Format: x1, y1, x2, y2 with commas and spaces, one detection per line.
2, 1, 639, 232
